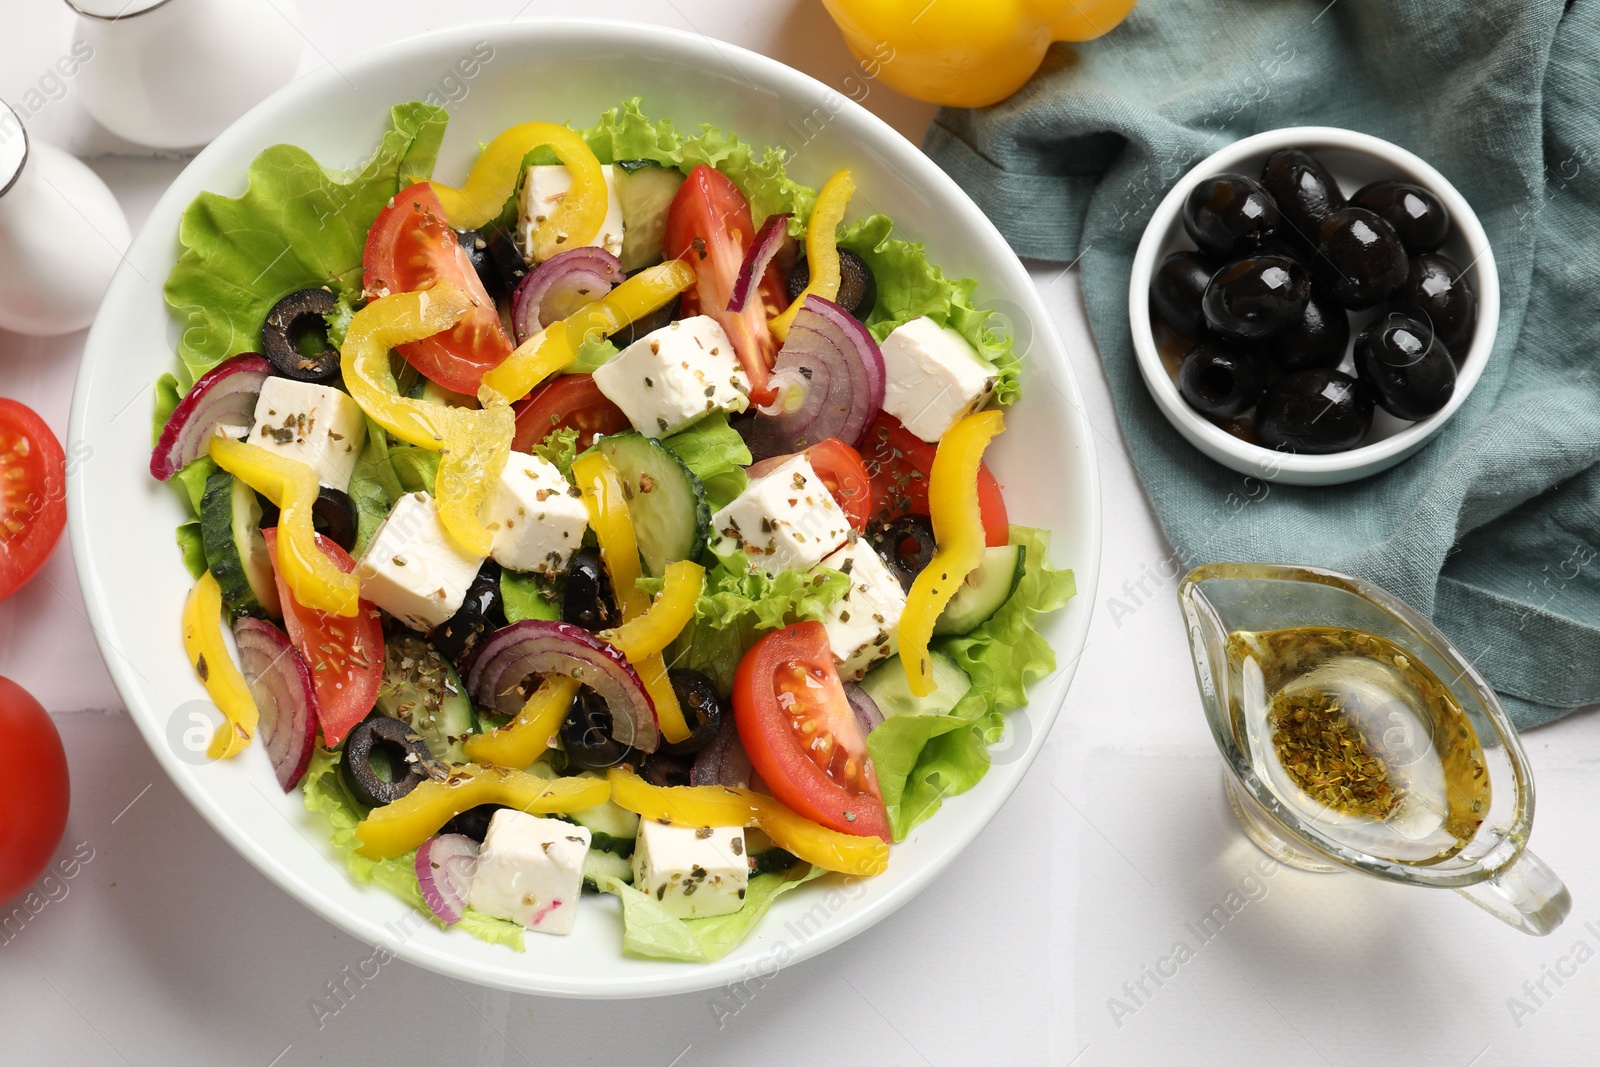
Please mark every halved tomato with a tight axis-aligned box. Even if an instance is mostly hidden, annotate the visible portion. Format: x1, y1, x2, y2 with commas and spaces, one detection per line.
662, 164, 785, 402
262, 528, 383, 747
363, 182, 513, 394
511, 374, 630, 453
0, 400, 65, 602
733, 621, 889, 840
860, 413, 1009, 546
747, 438, 873, 531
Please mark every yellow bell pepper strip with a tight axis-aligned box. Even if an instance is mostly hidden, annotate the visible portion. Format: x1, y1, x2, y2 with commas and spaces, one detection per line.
340, 285, 515, 556
428, 121, 607, 252
482, 259, 697, 402
354, 762, 610, 860
601, 560, 704, 662
819, 0, 1138, 109
768, 169, 855, 342
181, 571, 258, 760
461, 676, 580, 770
209, 437, 360, 617
899, 409, 1006, 696
607, 766, 890, 876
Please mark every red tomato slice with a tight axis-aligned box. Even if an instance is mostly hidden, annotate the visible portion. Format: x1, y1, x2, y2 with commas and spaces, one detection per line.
662, 165, 784, 403
733, 621, 889, 840
0, 677, 69, 904
860, 413, 1009, 547
746, 439, 873, 531
262, 529, 383, 748
0, 400, 66, 602
511, 374, 631, 453
363, 182, 513, 394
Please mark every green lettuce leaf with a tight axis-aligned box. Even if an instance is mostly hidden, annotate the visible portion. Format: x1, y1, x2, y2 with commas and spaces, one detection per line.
152, 373, 182, 446
347, 418, 402, 559
661, 412, 751, 512
597, 865, 825, 962
172, 456, 216, 515
501, 570, 561, 623
389, 445, 441, 494
163, 101, 448, 385
176, 521, 207, 579
564, 335, 619, 376
867, 526, 1074, 839
300, 746, 525, 951
530, 425, 582, 480
838, 214, 1021, 405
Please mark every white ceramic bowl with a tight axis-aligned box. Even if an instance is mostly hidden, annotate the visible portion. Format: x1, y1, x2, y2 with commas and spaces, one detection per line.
67, 20, 1101, 997
1129, 127, 1499, 486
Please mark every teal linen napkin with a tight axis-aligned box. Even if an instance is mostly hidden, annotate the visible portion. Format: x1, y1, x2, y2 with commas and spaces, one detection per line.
923, 0, 1600, 728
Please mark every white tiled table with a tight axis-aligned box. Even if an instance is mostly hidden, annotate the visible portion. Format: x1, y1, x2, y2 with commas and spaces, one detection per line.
3, 4, 1597, 1065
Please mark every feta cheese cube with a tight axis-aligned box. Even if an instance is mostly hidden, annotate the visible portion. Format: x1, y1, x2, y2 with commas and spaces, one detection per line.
519, 163, 625, 261
248, 378, 367, 490
484, 452, 588, 577
879, 316, 998, 443
709, 454, 851, 575
632, 821, 749, 920
817, 537, 907, 680
468, 810, 591, 936
592, 315, 750, 438
355, 492, 484, 631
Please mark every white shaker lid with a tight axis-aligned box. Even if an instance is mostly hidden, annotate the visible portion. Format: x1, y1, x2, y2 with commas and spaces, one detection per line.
64, 0, 174, 18
0, 101, 26, 198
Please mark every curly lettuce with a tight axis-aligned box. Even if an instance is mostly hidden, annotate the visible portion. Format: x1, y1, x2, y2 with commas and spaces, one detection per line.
597, 865, 825, 963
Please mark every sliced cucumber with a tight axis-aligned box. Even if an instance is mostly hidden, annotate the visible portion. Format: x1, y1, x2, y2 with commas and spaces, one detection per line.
199, 468, 279, 622
568, 773, 641, 855
582, 848, 634, 892
934, 545, 1025, 636
593, 433, 709, 576
614, 162, 685, 273
375, 634, 475, 763
859, 651, 972, 718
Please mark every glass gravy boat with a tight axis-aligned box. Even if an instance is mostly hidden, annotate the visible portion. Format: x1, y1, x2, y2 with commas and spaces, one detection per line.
1178, 563, 1570, 935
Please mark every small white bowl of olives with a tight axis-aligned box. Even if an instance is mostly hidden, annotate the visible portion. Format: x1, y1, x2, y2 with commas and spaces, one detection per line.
1129, 126, 1499, 486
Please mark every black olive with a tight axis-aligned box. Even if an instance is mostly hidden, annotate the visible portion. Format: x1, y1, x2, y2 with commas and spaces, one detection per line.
787, 250, 877, 320
612, 292, 680, 348
640, 750, 695, 788
430, 559, 507, 669
869, 515, 937, 593
562, 547, 620, 632
750, 847, 801, 876
262, 288, 340, 383
1351, 181, 1450, 255
1398, 253, 1477, 354
1313, 207, 1408, 310
1182, 174, 1280, 259
441, 803, 506, 843
1260, 148, 1344, 247
1176, 341, 1269, 418
454, 225, 527, 301
1202, 255, 1310, 341
560, 689, 637, 771
310, 486, 358, 553
1255, 369, 1375, 454
1256, 291, 1350, 373
1150, 251, 1216, 338
659, 669, 724, 757
1353, 313, 1456, 421
340, 716, 433, 808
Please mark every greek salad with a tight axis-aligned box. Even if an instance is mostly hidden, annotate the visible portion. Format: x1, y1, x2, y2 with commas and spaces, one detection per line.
152, 99, 1074, 960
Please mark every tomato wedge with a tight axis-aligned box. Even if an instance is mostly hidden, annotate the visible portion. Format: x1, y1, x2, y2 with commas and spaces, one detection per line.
0, 400, 65, 602
747, 438, 873, 531
511, 374, 631, 453
262, 528, 383, 747
363, 182, 513, 394
662, 164, 784, 403
733, 621, 889, 840
860, 413, 1009, 546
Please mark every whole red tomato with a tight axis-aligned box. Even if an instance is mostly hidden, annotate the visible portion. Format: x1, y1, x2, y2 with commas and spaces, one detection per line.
0, 677, 69, 904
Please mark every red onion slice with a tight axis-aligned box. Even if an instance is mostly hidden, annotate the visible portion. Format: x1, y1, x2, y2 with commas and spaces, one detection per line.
150, 354, 272, 481
691, 717, 753, 788
415, 833, 480, 926
510, 247, 624, 343
232, 616, 317, 791
845, 683, 884, 736
465, 620, 659, 752
742, 296, 885, 460
727, 212, 791, 313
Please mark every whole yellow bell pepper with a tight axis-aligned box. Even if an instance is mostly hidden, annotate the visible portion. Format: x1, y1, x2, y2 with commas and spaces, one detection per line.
899, 409, 1004, 696
769, 169, 854, 342
181, 571, 258, 759
607, 766, 890, 876
820, 0, 1138, 108
354, 763, 610, 859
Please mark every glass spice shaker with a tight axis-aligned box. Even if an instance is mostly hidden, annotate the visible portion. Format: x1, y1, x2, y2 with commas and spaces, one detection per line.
67, 0, 304, 150
0, 100, 129, 336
